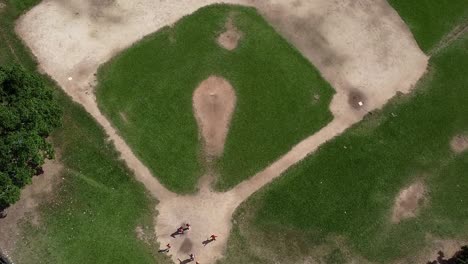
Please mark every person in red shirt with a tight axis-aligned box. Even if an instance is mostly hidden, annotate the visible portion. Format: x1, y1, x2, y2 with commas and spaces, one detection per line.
178, 226, 184, 234
159, 243, 171, 253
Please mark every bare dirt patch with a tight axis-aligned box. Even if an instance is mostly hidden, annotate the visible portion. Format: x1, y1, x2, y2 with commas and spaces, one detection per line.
392, 180, 427, 223
0, 159, 63, 255
450, 134, 468, 153
217, 17, 243, 50
193, 76, 236, 158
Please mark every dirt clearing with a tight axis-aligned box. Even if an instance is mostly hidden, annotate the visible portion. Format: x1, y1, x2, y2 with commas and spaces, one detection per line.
450, 134, 468, 153
193, 76, 236, 158
392, 180, 427, 223
217, 17, 243, 50
0, 159, 63, 255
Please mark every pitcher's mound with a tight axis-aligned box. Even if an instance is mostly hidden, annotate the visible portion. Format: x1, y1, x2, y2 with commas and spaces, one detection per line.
193, 76, 236, 158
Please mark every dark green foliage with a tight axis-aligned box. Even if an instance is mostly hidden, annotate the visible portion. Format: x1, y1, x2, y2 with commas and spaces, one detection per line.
0, 65, 61, 210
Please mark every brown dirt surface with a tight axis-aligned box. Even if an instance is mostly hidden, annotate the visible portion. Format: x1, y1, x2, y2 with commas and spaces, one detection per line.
16, 1, 429, 263
192, 76, 236, 158
391, 181, 427, 223
0, 159, 63, 255
450, 134, 468, 153
217, 17, 243, 50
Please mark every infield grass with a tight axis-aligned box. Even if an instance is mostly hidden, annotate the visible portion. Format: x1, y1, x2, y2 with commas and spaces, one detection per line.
96, 4, 334, 193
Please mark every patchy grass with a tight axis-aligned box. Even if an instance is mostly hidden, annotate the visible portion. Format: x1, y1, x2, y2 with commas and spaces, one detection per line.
96, 4, 334, 193
388, 0, 468, 52
222, 23, 468, 264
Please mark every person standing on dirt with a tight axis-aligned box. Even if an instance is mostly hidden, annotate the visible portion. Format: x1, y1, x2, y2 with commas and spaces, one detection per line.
210, 234, 217, 241
189, 253, 195, 261
183, 223, 191, 231
160, 243, 171, 253
178, 226, 185, 234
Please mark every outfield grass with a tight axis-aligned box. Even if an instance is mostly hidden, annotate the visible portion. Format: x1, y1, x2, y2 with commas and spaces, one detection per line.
388, 0, 468, 52
222, 28, 468, 264
0, 2, 169, 263
0, 0, 40, 68
96, 4, 334, 193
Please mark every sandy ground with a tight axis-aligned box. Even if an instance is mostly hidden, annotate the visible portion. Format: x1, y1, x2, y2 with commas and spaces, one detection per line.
0, 159, 63, 256
391, 181, 427, 223
193, 76, 236, 159
16, 0, 428, 263
217, 17, 243, 50
451, 134, 468, 153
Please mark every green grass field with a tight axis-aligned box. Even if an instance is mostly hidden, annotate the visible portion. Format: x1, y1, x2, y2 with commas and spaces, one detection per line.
388, 0, 468, 52
0, 1, 168, 263
0, 0, 40, 68
96, 4, 334, 193
222, 7, 468, 264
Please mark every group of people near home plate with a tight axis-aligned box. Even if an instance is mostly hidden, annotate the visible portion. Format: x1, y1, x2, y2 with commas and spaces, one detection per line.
160, 223, 218, 263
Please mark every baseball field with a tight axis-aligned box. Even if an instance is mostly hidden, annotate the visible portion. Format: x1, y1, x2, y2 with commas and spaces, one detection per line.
0, 0, 467, 263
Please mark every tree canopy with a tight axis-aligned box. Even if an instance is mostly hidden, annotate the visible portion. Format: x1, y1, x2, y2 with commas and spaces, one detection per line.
0, 65, 61, 211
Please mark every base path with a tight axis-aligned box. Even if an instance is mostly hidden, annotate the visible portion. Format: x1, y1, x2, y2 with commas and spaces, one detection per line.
16, 0, 428, 263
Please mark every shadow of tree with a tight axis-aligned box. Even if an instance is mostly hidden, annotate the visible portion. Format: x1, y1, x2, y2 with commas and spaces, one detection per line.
426, 246, 468, 264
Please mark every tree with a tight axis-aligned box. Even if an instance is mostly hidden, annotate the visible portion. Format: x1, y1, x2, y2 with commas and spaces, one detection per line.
0, 65, 61, 211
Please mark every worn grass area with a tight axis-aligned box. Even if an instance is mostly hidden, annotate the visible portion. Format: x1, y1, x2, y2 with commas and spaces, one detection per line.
96, 4, 334, 193
0, 2, 169, 263
388, 0, 468, 52
222, 26, 468, 264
